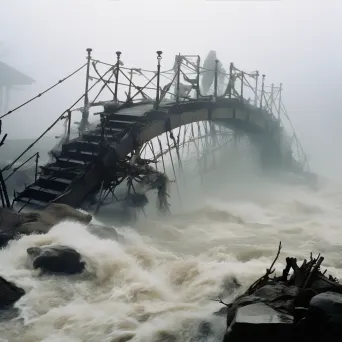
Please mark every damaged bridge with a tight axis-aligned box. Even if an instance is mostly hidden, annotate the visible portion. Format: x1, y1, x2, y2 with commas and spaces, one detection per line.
1, 49, 308, 212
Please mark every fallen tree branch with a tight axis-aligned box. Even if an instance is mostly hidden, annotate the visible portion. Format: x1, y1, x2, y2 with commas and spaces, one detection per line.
245, 241, 282, 295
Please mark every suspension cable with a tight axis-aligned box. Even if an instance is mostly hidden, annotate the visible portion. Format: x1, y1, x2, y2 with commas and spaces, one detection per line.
2, 68, 108, 172
0, 63, 87, 119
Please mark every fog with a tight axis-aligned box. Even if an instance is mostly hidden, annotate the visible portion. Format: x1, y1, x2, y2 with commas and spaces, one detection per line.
0, 0, 341, 179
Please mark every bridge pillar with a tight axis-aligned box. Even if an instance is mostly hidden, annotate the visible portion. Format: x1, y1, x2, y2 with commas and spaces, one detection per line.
253, 129, 287, 171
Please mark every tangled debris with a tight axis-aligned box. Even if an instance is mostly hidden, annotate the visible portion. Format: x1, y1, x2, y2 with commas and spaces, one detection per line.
218, 243, 342, 342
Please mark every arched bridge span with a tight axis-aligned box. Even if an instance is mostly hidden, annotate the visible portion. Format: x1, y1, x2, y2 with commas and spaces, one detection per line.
0, 49, 308, 212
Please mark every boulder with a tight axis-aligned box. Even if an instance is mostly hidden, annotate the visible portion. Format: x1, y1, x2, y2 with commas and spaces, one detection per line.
223, 303, 293, 342
0, 276, 25, 308
20, 203, 92, 234
0, 207, 38, 248
27, 245, 85, 275
231, 283, 300, 313
0, 204, 92, 248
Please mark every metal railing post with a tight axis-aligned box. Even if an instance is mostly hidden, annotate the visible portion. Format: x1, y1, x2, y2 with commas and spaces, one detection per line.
114, 51, 122, 101
214, 59, 219, 100
270, 83, 274, 113
176, 54, 181, 103
196, 56, 201, 99
128, 68, 133, 101
35, 152, 40, 182
254, 71, 259, 106
0, 171, 10, 208
229, 63, 234, 98
155, 50, 163, 109
260, 74, 265, 110
278, 83, 283, 121
81, 48, 92, 133
84, 48, 92, 112
67, 110, 71, 140
240, 71, 244, 103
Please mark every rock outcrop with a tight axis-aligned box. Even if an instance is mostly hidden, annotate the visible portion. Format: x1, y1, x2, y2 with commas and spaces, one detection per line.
0, 276, 25, 308
220, 243, 342, 342
27, 245, 85, 275
0, 203, 92, 248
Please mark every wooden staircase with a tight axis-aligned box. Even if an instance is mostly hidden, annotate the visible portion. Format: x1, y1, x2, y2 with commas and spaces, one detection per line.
13, 107, 145, 210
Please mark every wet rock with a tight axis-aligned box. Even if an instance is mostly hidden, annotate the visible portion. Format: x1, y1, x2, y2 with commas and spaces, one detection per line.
308, 292, 342, 332
0, 230, 18, 249
223, 303, 293, 342
233, 282, 300, 313
0, 204, 92, 248
292, 292, 342, 341
0, 207, 38, 248
20, 203, 92, 234
310, 276, 342, 294
43, 203, 92, 224
86, 224, 119, 240
27, 245, 85, 275
190, 321, 213, 342
0, 276, 25, 308
214, 306, 230, 317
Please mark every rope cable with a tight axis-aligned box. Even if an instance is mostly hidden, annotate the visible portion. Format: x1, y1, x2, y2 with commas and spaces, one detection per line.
0, 63, 87, 119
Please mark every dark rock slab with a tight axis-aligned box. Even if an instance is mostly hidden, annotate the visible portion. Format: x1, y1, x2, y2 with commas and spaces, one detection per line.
308, 291, 342, 332
0, 276, 25, 308
293, 292, 342, 341
27, 245, 85, 275
309, 291, 342, 322
223, 303, 293, 342
231, 282, 300, 313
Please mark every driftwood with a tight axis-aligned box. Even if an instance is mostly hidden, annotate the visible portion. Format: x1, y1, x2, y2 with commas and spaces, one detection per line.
217, 242, 342, 308
219, 244, 342, 342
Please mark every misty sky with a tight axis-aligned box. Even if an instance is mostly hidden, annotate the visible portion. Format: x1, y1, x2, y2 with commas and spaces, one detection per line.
0, 0, 341, 178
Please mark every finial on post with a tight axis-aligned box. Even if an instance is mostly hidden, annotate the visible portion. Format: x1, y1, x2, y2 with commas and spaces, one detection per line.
114, 52, 122, 101
155, 51, 163, 109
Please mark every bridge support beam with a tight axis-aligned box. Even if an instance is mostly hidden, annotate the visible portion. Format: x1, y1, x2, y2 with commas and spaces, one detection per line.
256, 133, 287, 171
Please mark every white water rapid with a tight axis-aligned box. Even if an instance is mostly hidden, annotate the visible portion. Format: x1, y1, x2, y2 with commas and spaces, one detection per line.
1, 153, 342, 342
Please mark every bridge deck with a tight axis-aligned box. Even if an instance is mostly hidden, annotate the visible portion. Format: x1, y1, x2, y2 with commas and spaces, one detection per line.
13, 98, 292, 210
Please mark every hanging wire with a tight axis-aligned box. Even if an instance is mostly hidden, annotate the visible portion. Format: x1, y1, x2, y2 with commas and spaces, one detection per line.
3, 65, 113, 172
0, 63, 87, 119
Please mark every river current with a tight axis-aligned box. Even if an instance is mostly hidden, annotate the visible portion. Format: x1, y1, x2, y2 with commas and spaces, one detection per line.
1, 156, 342, 342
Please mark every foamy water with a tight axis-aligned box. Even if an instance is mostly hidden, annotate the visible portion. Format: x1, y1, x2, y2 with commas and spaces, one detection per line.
1, 169, 342, 342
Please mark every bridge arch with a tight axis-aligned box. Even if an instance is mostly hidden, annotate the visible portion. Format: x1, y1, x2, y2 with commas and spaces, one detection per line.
0, 49, 307, 212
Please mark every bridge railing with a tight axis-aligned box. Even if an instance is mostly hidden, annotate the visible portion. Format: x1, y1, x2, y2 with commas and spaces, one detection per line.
0, 49, 309, 207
